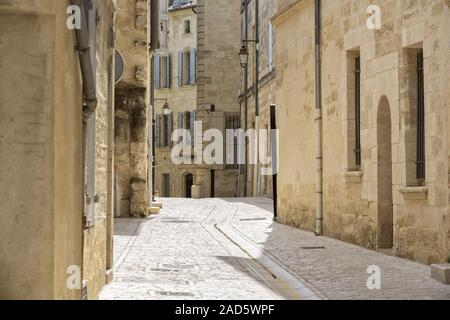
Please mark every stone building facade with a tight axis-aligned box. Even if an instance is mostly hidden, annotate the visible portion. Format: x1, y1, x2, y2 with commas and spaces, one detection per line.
154, 0, 242, 198
0, 0, 116, 299
240, 0, 277, 198
273, 0, 450, 264
114, 0, 152, 217
154, 0, 199, 198
194, 0, 242, 198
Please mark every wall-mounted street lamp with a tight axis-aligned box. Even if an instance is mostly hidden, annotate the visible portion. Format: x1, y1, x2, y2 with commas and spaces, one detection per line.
155, 98, 171, 115
239, 45, 249, 68
238, 39, 258, 69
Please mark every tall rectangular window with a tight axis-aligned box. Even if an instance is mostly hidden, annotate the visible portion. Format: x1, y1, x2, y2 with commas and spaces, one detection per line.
184, 20, 191, 34
355, 56, 361, 168
225, 114, 240, 170
416, 51, 425, 181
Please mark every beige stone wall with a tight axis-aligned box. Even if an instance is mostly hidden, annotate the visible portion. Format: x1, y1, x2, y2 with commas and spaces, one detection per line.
116, 0, 149, 88
273, 0, 450, 264
194, 0, 242, 198
0, 0, 115, 299
197, 0, 241, 113
240, 0, 277, 198
115, 0, 150, 217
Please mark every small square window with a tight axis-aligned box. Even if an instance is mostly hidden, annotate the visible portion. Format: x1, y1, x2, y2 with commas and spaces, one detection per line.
184, 20, 191, 34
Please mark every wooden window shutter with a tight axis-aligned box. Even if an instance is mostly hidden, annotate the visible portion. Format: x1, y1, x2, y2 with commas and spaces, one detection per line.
190, 111, 196, 146
178, 112, 183, 143
190, 48, 196, 85
154, 55, 160, 89
178, 51, 183, 86
166, 54, 171, 88
156, 114, 161, 148
168, 113, 173, 147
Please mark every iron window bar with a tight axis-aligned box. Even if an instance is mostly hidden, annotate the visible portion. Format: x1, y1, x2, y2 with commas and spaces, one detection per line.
416, 51, 425, 181
354, 56, 362, 168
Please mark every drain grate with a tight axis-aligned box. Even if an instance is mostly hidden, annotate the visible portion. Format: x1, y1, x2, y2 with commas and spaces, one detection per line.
162, 264, 195, 270
155, 291, 195, 297
117, 277, 155, 284
150, 268, 181, 273
161, 220, 195, 224
300, 246, 326, 250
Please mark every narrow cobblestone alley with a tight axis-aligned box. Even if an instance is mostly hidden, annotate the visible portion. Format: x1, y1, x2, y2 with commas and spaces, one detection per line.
100, 198, 450, 300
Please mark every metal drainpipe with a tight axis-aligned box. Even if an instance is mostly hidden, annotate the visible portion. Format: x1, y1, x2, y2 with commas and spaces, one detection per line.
314, 0, 323, 236
243, 0, 249, 197
71, 0, 97, 114
253, 0, 260, 197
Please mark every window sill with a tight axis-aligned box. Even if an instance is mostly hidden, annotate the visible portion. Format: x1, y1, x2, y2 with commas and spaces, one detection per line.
399, 186, 428, 200
343, 171, 364, 183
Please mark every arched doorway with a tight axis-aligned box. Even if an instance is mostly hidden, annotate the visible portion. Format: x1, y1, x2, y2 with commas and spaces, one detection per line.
184, 173, 194, 198
377, 96, 394, 249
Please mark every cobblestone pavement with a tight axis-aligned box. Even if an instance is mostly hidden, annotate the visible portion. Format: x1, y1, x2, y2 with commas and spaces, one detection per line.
100, 198, 450, 300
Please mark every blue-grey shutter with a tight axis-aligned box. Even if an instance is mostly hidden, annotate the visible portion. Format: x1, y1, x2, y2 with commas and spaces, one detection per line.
156, 114, 161, 148
154, 55, 160, 89
190, 111, 196, 146
178, 112, 183, 129
190, 48, 196, 85
168, 113, 173, 147
178, 51, 183, 86
177, 112, 183, 143
166, 55, 171, 88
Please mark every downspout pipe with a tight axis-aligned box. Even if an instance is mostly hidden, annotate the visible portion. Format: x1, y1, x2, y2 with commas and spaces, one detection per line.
253, 0, 260, 197
314, 0, 323, 236
71, 0, 97, 114
243, 0, 249, 197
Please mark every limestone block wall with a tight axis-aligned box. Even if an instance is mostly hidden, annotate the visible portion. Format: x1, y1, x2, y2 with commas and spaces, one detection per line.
115, 88, 149, 217
273, 0, 450, 264
241, 0, 277, 198
194, 0, 241, 198
115, 0, 150, 217
116, 0, 149, 88
196, 0, 241, 113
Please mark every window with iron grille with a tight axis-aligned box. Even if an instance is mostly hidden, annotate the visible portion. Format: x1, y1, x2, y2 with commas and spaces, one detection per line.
416, 51, 425, 181
355, 56, 361, 168
226, 115, 240, 170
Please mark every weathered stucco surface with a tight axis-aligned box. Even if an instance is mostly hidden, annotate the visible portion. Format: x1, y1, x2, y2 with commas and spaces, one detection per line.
273, 0, 450, 264
0, 0, 116, 299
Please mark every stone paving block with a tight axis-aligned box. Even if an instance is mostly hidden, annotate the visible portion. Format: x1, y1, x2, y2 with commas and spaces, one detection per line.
100, 198, 450, 300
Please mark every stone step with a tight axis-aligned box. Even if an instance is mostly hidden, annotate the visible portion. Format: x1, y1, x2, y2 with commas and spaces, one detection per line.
431, 264, 450, 285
